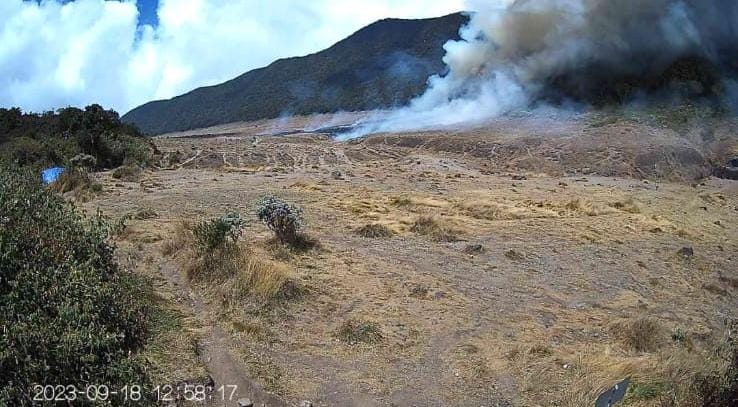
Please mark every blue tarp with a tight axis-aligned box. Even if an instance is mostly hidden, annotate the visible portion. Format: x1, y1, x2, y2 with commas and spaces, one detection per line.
41, 167, 65, 185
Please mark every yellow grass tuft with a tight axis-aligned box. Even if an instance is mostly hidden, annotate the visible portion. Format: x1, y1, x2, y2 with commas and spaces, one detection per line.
410, 216, 460, 242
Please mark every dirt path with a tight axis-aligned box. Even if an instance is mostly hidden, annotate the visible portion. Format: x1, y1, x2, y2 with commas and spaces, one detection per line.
160, 262, 290, 407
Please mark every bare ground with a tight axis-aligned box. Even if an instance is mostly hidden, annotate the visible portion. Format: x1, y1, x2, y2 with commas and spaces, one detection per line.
88, 113, 737, 406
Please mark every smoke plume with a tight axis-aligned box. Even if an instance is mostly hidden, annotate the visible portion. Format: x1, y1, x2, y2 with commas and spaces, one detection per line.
342, 0, 738, 139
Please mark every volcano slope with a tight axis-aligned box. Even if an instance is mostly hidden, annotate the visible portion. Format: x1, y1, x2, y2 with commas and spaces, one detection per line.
84, 111, 738, 406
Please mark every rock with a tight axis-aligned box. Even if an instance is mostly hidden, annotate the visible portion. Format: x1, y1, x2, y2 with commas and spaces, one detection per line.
558, 181, 568, 187
299, 401, 313, 407
729, 157, 738, 167
237, 398, 253, 407
678, 247, 694, 258
512, 174, 527, 180
331, 170, 343, 179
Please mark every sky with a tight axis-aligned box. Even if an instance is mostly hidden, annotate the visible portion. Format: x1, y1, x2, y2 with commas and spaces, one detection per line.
2, 0, 466, 114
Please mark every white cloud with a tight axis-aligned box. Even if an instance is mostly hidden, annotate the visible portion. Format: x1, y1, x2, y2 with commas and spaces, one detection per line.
0, 0, 465, 114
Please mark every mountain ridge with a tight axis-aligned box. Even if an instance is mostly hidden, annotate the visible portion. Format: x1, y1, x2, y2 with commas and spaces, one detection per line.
122, 12, 467, 135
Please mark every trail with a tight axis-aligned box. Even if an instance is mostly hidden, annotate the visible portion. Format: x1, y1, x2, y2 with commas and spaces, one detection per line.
159, 261, 290, 407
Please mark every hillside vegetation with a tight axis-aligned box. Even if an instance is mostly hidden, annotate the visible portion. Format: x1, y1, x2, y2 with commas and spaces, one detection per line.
121, 13, 467, 134
0, 168, 152, 404
0, 104, 155, 170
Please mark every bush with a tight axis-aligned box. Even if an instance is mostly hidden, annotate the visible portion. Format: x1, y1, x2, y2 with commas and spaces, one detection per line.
0, 167, 151, 404
112, 164, 144, 182
193, 212, 247, 255
69, 153, 97, 169
0, 105, 155, 170
256, 195, 304, 244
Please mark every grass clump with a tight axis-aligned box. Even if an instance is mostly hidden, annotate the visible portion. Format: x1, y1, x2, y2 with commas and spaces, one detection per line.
337, 319, 383, 345
609, 197, 642, 214
410, 216, 459, 242
624, 381, 667, 403
0, 167, 151, 404
112, 164, 144, 182
256, 195, 304, 245
613, 317, 665, 353
49, 167, 103, 201
172, 212, 298, 308
356, 223, 394, 238
193, 212, 246, 254
221, 256, 300, 306
161, 220, 194, 256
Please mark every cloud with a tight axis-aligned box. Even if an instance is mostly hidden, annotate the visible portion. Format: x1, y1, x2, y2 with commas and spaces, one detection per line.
0, 0, 464, 114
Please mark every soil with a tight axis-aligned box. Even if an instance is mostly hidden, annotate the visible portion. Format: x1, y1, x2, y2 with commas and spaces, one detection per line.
87, 112, 738, 406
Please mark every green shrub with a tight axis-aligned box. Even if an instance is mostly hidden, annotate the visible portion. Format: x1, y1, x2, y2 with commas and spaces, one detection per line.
193, 212, 247, 254
256, 195, 304, 244
0, 105, 155, 170
0, 167, 151, 404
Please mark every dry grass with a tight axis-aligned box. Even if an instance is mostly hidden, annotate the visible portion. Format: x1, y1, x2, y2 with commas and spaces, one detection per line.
141, 295, 208, 387
611, 317, 665, 353
562, 198, 612, 216
458, 201, 510, 220
161, 220, 194, 256
221, 253, 299, 304
111, 164, 143, 182
50, 169, 102, 201
609, 197, 642, 214
410, 216, 460, 242
336, 318, 383, 345
355, 223, 394, 238
164, 219, 299, 307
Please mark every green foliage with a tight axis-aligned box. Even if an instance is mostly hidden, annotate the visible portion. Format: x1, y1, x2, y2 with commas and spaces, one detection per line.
672, 327, 687, 343
0, 167, 152, 405
255, 195, 304, 244
625, 381, 666, 402
193, 212, 247, 254
0, 104, 154, 170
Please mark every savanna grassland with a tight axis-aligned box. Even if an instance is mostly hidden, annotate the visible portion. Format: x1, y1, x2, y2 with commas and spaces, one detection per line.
70, 111, 738, 406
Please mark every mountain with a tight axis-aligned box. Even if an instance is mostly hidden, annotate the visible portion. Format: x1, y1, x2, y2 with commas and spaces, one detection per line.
122, 13, 467, 135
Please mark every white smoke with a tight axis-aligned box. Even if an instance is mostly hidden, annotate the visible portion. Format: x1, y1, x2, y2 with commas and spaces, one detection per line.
342, 0, 738, 139
0, 0, 464, 114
